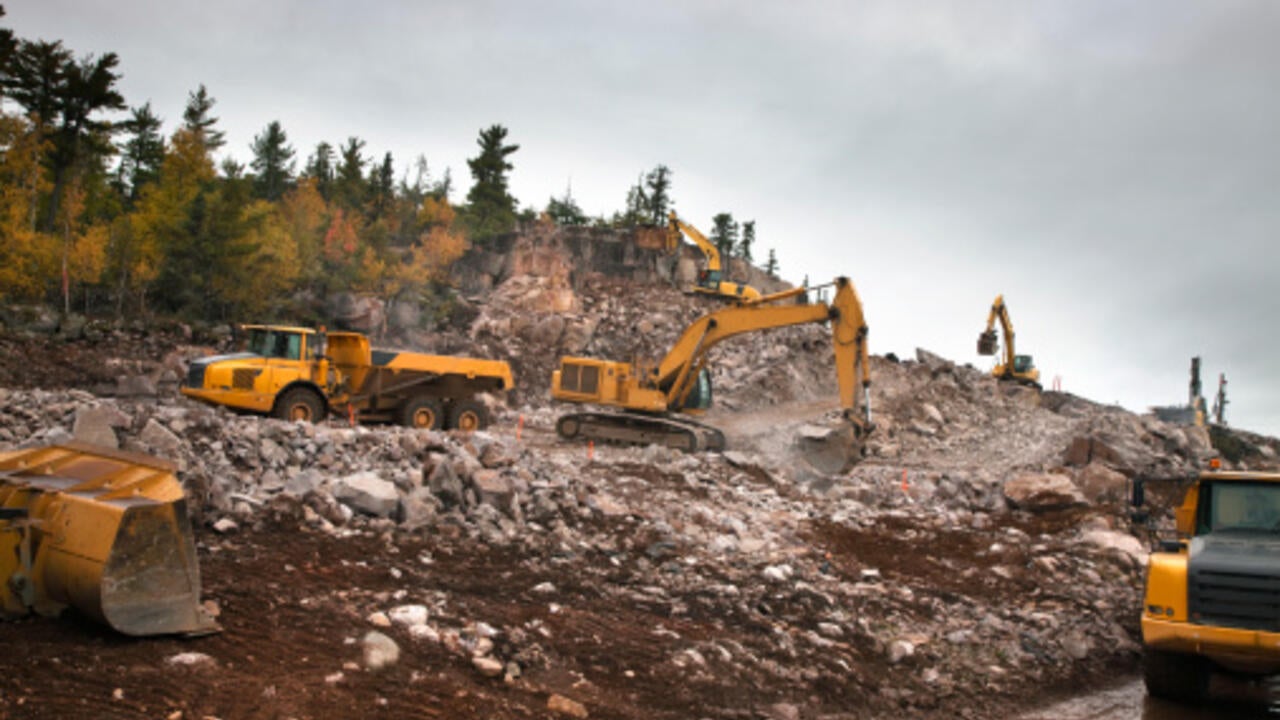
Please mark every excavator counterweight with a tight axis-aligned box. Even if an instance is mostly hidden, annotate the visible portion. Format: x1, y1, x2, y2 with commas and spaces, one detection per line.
0, 442, 218, 637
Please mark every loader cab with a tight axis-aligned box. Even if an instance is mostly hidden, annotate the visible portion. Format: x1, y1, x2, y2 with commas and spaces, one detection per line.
681, 368, 714, 411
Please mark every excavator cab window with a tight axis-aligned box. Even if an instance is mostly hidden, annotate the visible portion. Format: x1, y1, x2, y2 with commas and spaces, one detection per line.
1013, 355, 1035, 373
682, 368, 714, 411
698, 269, 721, 290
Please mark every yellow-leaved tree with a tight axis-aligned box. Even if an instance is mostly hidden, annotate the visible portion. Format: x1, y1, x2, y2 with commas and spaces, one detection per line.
0, 114, 57, 301
214, 199, 300, 316
278, 177, 329, 294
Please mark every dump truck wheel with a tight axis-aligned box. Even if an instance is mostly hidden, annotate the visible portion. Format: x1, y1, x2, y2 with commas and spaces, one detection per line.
275, 387, 324, 423
1143, 648, 1209, 703
401, 397, 444, 429
448, 399, 489, 432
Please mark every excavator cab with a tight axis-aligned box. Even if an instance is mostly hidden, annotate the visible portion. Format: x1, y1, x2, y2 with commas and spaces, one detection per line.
696, 269, 722, 291
679, 368, 714, 411
1013, 355, 1036, 374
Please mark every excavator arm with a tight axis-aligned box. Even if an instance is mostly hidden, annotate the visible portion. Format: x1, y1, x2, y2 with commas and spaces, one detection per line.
668, 211, 722, 273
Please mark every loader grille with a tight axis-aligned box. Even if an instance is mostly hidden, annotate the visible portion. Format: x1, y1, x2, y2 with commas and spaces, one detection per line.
1189, 568, 1280, 631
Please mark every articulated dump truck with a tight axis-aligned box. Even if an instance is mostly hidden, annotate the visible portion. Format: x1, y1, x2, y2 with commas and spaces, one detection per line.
182, 325, 514, 430
0, 442, 218, 636
1141, 466, 1280, 702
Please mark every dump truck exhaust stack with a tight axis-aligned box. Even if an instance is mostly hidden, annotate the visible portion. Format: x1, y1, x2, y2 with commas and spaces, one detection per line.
0, 442, 219, 637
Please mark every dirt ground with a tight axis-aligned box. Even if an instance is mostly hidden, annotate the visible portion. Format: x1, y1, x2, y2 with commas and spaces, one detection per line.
0, 517, 1133, 720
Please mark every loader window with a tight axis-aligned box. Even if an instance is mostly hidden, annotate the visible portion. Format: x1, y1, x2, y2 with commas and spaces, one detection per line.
1200, 481, 1280, 534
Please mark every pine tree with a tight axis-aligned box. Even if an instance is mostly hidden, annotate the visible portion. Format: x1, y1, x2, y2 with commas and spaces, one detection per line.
546, 182, 586, 226
644, 165, 672, 225
738, 220, 755, 262
765, 247, 778, 276
709, 212, 738, 260
0, 6, 16, 101
367, 151, 395, 220
249, 120, 295, 201
181, 84, 225, 152
464, 124, 519, 238
333, 136, 367, 211
116, 102, 165, 204
303, 141, 335, 200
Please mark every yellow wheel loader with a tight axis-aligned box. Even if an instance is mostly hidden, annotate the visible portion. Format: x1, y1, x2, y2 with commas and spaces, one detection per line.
0, 442, 218, 636
550, 277, 872, 469
182, 325, 513, 429
1140, 465, 1280, 703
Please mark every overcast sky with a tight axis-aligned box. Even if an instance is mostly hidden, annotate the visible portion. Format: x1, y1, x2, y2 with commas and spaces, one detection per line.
8, 1, 1278, 437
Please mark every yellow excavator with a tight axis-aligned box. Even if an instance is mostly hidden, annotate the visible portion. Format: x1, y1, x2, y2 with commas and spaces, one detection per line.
666, 211, 762, 303
550, 277, 872, 468
0, 442, 219, 636
977, 294, 1040, 388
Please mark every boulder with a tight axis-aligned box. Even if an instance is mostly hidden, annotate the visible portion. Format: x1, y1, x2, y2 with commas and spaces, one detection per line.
138, 418, 182, 455
361, 631, 400, 671
1077, 462, 1128, 503
333, 471, 399, 517
472, 469, 515, 514
72, 405, 130, 448
1003, 473, 1087, 511
116, 375, 159, 398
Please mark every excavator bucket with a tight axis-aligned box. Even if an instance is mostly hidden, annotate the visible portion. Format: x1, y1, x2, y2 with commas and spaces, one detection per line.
0, 442, 219, 637
977, 330, 998, 356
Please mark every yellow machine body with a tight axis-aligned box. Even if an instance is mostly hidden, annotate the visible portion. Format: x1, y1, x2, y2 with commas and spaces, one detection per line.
665, 212, 763, 303
1142, 471, 1280, 682
0, 442, 218, 636
977, 293, 1040, 387
182, 324, 513, 428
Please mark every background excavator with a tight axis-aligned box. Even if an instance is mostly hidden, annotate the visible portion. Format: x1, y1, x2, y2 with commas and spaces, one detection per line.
551, 277, 872, 471
977, 294, 1040, 388
666, 211, 762, 303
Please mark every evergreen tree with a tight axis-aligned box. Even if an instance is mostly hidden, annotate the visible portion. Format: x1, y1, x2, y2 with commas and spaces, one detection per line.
739, 220, 755, 262
434, 167, 452, 201
617, 173, 646, 227
7, 40, 125, 231
765, 247, 778, 276
464, 124, 519, 238
220, 157, 244, 179
644, 164, 673, 225
249, 119, 295, 201
303, 141, 335, 200
181, 84, 225, 152
545, 182, 586, 226
0, 6, 15, 101
709, 212, 738, 260
368, 151, 395, 219
116, 102, 164, 204
333, 136, 366, 211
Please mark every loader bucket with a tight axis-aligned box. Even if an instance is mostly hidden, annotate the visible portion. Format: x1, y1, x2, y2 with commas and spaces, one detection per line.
0, 442, 219, 637
977, 330, 998, 356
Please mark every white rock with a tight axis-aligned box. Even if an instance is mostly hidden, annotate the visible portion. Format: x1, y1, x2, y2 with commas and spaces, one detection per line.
888, 639, 915, 664
388, 604, 429, 627
472, 656, 504, 677
165, 652, 215, 667
361, 631, 400, 671
333, 471, 399, 517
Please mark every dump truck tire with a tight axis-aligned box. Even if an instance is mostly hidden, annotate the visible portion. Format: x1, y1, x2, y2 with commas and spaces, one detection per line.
275, 387, 324, 423
448, 399, 489, 432
401, 396, 444, 429
1143, 648, 1209, 703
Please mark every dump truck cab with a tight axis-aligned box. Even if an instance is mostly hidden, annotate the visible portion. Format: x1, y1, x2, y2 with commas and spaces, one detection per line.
183, 325, 332, 420
1141, 467, 1280, 702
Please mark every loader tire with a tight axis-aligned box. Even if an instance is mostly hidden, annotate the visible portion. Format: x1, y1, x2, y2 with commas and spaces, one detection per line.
1142, 648, 1209, 704
275, 387, 324, 423
401, 396, 445, 429
448, 399, 489, 432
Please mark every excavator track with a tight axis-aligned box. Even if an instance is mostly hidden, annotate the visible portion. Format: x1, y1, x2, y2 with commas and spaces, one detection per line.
556, 411, 726, 453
